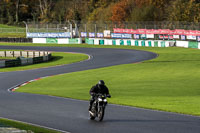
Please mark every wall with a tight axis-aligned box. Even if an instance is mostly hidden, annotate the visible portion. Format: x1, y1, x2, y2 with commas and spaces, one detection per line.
85, 38, 200, 49
0, 51, 52, 68
33, 38, 82, 44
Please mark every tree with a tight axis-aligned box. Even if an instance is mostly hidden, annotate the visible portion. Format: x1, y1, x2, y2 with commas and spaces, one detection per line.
110, 0, 130, 24
38, 0, 55, 23
167, 0, 200, 22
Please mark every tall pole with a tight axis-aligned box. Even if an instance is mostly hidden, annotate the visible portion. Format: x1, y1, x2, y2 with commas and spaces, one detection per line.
23, 21, 28, 38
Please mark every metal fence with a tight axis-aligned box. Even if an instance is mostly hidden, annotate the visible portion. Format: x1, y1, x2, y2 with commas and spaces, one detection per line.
0, 21, 200, 34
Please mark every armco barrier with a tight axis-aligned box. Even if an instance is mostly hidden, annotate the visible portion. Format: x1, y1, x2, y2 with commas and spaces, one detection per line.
0, 38, 32, 43
33, 56, 44, 64
0, 61, 5, 68
20, 58, 33, 65
5, 59, 21, 67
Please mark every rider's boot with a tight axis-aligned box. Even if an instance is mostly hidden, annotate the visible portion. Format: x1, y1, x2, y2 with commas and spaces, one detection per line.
88, 105, 92, 111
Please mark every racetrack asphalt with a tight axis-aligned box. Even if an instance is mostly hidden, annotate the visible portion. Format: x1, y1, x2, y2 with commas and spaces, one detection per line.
0, 45, 200, 133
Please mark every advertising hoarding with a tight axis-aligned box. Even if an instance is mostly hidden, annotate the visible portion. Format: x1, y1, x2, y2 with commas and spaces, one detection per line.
187, 35, 196, 40
97, 33, 104, 38
197, 36, 200, 42
111, 33, 132, 39
181, 35, 186, 40
104, 30, 111, 38
89, 32, 95, 38
81, 32, 87, 38
27, 32, 71, 38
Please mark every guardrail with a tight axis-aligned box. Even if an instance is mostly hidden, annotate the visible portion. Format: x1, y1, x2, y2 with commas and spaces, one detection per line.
0, 38, 32, 43
0, 51, 52, 68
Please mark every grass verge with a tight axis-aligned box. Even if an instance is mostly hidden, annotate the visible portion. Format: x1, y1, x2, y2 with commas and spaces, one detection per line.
0, 52, 88, 72
12, 44, 200, 116
0, 33, 25, 38
0, 118, 60, 133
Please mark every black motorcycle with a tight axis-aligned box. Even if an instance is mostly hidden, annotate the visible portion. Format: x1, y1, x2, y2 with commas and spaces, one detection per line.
89, 94, 110, 121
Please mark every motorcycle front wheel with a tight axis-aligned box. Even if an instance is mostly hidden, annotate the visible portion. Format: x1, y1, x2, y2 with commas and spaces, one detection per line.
89, 105, 96, 120
89, 112, 95, 120
98, 106, 104, 121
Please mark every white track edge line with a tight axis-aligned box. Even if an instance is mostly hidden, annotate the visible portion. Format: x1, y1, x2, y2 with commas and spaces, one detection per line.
0, 117, 71, 133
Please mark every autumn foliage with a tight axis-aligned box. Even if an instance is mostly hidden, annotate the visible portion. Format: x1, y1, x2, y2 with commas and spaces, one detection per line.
0, 0, 199, 24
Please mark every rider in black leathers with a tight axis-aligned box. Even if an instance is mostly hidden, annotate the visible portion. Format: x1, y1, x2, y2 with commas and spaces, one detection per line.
89, 80, 111, 111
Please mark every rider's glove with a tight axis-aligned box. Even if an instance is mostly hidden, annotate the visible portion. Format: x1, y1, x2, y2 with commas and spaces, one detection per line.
107, 94, 111, 98
91, 93, 96, 97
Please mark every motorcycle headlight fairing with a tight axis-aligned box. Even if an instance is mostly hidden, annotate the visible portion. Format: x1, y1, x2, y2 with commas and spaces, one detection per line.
98, 98, 103, 102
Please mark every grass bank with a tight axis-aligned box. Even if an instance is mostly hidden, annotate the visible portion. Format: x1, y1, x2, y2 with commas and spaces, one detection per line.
0, 52, 88, 72
0, 118, 59, 133
13, 44, 200, 116
0, 24, 25, 38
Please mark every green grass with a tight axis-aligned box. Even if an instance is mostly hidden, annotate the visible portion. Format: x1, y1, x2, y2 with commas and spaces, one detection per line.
0, 118, 59, 133
0, 24, 20, 28
0, 57, 16, 60
0, 33, 26, 38
14, 44, 200, 116
0, 24, 26, 37
0, 52, 88, 72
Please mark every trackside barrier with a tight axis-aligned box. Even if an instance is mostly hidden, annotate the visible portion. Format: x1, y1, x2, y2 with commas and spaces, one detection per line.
176, 41, 188, 48
0, 38, 32, 43
85, 38, 200, 49
32, 37, 200, 49
33, 38, 82, 44
86, 38, 94, 44
0, 51, 52, 68
0, 51, 50, 58
20, 58, 33, 65
5, 59, 21, 67
33, 56, 44, 64
188, 42, 198, 49
0, 61, 5, 68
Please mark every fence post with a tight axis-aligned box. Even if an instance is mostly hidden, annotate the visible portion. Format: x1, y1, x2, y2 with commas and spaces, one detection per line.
47, 24, 48, 32
95, 24, 97, 36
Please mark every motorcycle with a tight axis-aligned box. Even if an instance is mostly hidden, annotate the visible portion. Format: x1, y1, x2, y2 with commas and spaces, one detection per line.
89, 94, 110, 121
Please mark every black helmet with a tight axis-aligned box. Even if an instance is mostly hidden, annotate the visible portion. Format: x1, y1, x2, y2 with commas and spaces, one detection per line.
98, 80, 105, 86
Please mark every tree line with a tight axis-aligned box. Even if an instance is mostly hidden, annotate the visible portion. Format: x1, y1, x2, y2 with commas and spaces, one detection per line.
0, 0, 199, 26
